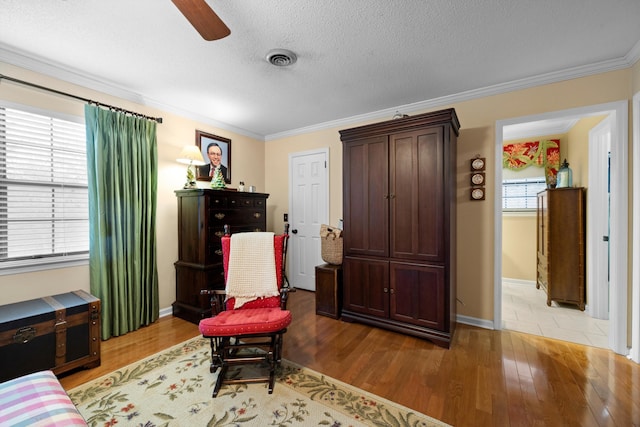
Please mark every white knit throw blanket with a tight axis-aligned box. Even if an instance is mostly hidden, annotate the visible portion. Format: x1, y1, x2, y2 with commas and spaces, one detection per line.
225, 232, 279, 308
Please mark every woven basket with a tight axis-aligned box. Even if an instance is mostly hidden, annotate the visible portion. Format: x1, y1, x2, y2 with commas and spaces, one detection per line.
320, 224, 343, 265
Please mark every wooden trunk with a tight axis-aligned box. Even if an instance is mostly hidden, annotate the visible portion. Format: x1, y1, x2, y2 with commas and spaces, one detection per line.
0, 290, 101, 382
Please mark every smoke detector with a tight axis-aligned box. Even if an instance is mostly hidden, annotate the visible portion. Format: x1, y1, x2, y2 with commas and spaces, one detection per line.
266, 49, 297, 67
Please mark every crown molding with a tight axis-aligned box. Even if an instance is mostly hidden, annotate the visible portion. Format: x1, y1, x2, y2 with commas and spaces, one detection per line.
0, 44, 263, 141
266, 55, 634, 141
140, 98, 263, 141
1, 42, 635, 143
626, 39, 640, 66
0, 43, 147, 104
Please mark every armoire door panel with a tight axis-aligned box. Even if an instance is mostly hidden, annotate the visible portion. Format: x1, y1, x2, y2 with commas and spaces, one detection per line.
343, 257, 389, 317
390, 128, 444, 262
390, 262, 445, 330
343, 137, 388, 257
416, 130, 444, 259
389, 134, 414, 258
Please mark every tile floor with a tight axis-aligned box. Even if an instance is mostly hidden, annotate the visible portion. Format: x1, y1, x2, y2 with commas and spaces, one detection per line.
502, 281, 609, 349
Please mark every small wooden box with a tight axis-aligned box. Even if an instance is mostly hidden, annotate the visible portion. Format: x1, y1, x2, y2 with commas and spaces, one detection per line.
0, 290, 101, 382
315, 264, 343, 319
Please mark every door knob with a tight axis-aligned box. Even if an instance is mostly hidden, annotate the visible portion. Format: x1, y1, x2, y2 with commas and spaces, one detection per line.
292, 229, 298, 234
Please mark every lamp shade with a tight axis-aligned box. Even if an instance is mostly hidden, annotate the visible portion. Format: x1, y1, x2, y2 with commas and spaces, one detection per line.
177, 145, 206, 165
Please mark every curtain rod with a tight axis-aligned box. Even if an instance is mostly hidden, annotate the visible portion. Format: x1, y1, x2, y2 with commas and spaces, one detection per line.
0, 74, 163, 124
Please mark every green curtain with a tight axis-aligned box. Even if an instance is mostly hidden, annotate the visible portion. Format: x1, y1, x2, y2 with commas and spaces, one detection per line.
85, 104, 159, 340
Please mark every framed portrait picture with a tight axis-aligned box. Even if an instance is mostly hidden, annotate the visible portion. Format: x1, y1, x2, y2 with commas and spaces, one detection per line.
195, 130, 231, 183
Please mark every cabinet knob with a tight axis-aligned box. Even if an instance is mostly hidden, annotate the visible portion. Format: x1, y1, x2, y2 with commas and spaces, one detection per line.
214, 231, 224, 237
215, 249, 222, 255
215, 213, 225, 220
383, 287, 388, 293
253, 212, 262, 218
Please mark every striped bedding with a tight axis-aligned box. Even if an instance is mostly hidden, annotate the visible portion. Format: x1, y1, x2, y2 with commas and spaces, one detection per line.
0, 370, 86, 426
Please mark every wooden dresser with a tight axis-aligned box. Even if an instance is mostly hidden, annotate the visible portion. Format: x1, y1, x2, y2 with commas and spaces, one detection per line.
173, 189, 268, 323
340, 108, 459, 348
536, 187, 586, 310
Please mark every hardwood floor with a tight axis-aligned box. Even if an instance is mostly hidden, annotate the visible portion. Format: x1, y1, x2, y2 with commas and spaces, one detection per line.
59, 289, 640, 427
58, 314, 201, 390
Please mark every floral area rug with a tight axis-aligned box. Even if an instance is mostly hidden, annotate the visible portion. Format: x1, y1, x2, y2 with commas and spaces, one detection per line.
68, 336, 450, 427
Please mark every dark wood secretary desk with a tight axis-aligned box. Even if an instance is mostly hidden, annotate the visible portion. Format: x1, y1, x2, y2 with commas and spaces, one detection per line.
173, 189, 268, 324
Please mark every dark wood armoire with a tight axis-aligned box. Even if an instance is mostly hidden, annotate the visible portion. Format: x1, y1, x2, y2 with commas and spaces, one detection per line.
173, 189, 268, 323
536, 187, 586, 310
339, 108, 459, 348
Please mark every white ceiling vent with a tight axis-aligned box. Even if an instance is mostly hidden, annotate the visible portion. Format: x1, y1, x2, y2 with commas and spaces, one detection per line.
266, 49, 297, 67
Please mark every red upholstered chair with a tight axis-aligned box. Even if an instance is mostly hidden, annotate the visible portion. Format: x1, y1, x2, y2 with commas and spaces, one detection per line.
199, 228, 293, 397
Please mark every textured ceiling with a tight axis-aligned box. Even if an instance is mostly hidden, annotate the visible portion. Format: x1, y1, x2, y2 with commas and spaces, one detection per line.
1, 0, 639, 139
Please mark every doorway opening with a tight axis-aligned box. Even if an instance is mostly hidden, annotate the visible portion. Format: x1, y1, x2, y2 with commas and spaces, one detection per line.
494, 101, 629, 356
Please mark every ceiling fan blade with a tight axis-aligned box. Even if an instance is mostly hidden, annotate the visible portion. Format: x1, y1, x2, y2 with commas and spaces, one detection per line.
171, 0, 230, 41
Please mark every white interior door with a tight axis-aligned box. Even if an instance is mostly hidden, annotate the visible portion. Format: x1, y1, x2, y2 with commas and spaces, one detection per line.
588, 118, 611, 319
288, 149, 328, 291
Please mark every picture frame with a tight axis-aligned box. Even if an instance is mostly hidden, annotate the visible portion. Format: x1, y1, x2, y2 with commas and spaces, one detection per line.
195, 130, 231, 183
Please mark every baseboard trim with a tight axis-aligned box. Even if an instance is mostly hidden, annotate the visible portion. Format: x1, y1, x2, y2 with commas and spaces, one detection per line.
502, 277, 536, 287
457, 315, 494, 330
160, 304, 496, 332
159, 306, 173, 318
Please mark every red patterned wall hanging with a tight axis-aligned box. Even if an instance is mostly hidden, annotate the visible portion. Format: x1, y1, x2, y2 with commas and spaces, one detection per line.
503, 139, 560, 181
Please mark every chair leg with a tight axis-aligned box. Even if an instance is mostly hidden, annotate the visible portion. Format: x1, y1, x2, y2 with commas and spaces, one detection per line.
268, 372, 275, 394
212, 364, 228, 398
208, 337, 225, 373
207, 331, 287, 397
267, 334, 277, 394
211, 337, 231, 397
274, 331, 285, 363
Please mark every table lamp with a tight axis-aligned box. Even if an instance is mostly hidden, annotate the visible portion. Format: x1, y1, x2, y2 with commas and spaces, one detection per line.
176, 145, 206, 188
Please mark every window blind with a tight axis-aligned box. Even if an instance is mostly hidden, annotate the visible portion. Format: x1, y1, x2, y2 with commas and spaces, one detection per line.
502, 177, 546, 210
0, 105, 89, 271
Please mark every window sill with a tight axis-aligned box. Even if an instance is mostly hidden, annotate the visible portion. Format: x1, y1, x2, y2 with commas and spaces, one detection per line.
502, 210, 536, 217
0, 256, 89, 276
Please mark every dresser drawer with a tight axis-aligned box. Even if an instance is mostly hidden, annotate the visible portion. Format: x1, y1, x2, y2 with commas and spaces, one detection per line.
210, 194, 228, 208
238, 196, 266, 208
204, 232, 224, 261
209, 208, 266, 225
